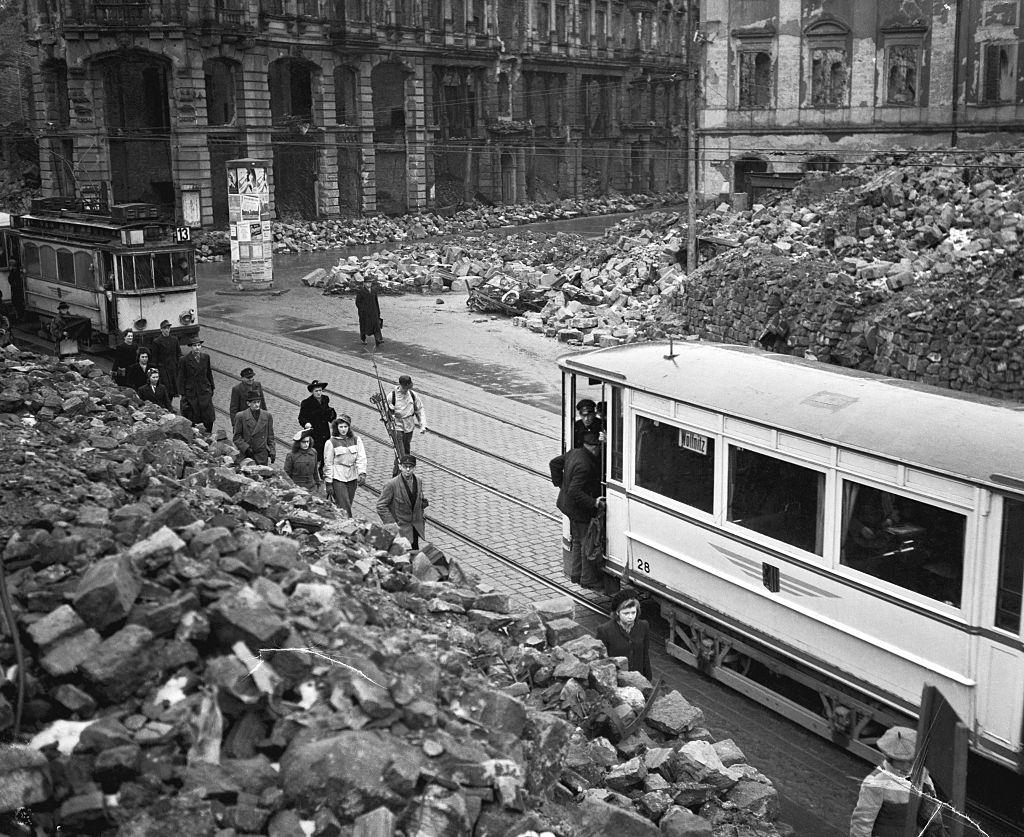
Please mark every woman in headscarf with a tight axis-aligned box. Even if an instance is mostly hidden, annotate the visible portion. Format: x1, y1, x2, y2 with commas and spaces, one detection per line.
297, 379, 336, 481
284, 428, 320, 492
323, 415, 367, 517
596, 588, 652, 679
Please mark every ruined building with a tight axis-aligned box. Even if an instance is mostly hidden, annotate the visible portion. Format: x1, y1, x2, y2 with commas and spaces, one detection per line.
699, 0, 1024, 201
22, 0, 691, 226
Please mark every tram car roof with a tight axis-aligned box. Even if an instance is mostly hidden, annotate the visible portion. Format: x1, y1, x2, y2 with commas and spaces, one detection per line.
560, 341, 1024, 492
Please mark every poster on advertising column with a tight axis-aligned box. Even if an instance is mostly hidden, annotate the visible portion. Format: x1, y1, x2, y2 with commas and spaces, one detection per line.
227, 158, 274, 291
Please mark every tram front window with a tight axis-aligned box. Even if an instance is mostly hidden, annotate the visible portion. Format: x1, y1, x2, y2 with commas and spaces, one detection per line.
153, 253, 174, 288
840, 480, 964, 607
728, 448, 824, 555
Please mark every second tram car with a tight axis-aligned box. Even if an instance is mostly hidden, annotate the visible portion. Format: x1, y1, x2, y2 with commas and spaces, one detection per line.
0, 199, 198, 344
560, 341, 1024, 777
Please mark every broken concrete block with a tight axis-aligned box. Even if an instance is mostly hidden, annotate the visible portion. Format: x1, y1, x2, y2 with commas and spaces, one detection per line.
26, 604, 85, 648
41, 629, 102, 677
646, 690, 704, 736
80, 624, 155, 702
580, 796, 659, 836
72, 553, 142, 630
660, 805, 713, 837
531, 596, 574, 622
0, 746, 51, 813
545, 618, 588, 646
209, 585, 290, 649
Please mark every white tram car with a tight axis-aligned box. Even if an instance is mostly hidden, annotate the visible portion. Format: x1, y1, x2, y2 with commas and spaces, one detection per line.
559, 341, 1024, 774
0, 199, 197, 344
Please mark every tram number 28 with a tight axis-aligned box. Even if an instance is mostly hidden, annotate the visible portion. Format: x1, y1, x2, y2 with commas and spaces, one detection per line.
633, 558, 651, 574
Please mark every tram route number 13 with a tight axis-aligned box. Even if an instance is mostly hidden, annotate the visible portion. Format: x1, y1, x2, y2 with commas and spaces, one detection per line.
175, 227, 191, 242
633, 557, 651, 574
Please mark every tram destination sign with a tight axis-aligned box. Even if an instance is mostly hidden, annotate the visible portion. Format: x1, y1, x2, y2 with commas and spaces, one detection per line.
679, 429, 709, 455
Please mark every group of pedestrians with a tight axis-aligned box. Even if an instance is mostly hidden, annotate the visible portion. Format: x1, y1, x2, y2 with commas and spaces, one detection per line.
108, 322, 206, 420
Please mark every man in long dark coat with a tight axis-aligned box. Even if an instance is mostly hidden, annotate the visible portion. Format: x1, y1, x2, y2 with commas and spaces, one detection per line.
553, 431, 605, 587
355, 277, 383, 346
151, 320, 182, 400
297, 379, 336, 480
177, 335, 215, 432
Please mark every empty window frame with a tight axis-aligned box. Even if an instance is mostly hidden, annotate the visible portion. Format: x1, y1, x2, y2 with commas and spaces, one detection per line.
886, 43, 918, 105
610, 386, 623, 482
728, 447, 824, 554
840, 480, 966, 607
810, 47, 847, 107
982, 43, 1015, 104
579, 0, 590, 43
635, 416, 715, 514
334, 66, 358, 125
997, 497, 1024, 633
738, 49, 773, 108
204, 59, 238, 126
536, 2, 549, 39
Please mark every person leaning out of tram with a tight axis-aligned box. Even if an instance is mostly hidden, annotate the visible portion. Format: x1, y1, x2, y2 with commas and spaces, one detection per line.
573, 398, 605, 448
850, 726, 947, 837
596, 588, 652, 680
284, 428, 321, 492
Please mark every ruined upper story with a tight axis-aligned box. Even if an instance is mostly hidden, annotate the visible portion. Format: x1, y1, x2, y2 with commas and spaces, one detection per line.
23, 0, 689, 72
699, 0, 1024, 133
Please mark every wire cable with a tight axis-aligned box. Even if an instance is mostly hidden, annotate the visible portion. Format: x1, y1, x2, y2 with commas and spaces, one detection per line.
0, 554, 25, 742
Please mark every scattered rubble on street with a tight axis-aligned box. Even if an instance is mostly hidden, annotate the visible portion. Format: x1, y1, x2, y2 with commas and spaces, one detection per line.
0, 346, 788, 836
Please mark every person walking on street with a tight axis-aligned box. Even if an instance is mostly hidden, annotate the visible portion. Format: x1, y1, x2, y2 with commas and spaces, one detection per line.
389, 374, 427, 475
355, 276, 384, 346
596, 589, 652, 679
230, 367, 266, 425
151, 320, 182, 401
124, 346, 155, 391
298, 379, 336, 480
284, 428, 320, 491
233, 390, 275, 465
551, 430, 605, 587
137, 368, 173, 411
377, 453, 428, 549
177, 335, 215, 432
112, 329, 141, 386
324, 415, 367, 517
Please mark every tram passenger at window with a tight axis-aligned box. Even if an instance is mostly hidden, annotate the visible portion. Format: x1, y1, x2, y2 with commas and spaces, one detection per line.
844, 487, 900, 568
573, 398, 605, 447
596, 588, 652, 680
850, 726, 946, 837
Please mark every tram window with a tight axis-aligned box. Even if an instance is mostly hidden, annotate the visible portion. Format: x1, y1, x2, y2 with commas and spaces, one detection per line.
40, 245, 58, 281
728, 448, 824, 555
840, 480, 965, 607
56, 248, 75, 285
172, 253, 193, 286
153, 254, 174, 288
996, 497, 1024, 632
133, 255, 154, 289
610, 386, 623, 482
635, 416, 715, 513
120, 255, 135, 289
23, 243, 39, 275
74, 251, 93, 288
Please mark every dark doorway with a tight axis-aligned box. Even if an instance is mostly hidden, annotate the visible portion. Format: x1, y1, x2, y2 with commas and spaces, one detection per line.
734, 157, 768, 201
274, 136, 318, 219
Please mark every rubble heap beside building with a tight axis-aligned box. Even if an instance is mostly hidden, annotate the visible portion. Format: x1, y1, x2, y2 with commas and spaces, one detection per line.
0, 346, 788, 837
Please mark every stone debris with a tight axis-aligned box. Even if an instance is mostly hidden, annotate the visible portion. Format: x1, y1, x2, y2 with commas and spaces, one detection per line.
0, 346, 785, 836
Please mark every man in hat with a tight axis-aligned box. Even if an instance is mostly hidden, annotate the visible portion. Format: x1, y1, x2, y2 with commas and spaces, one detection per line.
137, 367, 173, 411
177, 335, 215, 432
850, 725, 945, 837
230, 367, 266, 426
151, 320, 182, 402
573, 398, 605, 448
233, 389, 275, 466
298, 379, 336, 480
355, 275, 383, 346
377, 454, 428, 549
551, 430, 605, 587
389, 374, 427, 475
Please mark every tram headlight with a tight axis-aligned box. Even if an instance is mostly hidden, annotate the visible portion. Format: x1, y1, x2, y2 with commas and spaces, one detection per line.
179, 309, 195, 325
134, 317, 148, 331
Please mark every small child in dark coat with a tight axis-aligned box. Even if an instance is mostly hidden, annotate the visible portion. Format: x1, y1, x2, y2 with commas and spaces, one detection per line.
596, 588, 652, 679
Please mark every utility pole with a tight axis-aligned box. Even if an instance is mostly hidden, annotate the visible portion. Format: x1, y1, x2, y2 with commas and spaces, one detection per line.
685, 0, 698, 272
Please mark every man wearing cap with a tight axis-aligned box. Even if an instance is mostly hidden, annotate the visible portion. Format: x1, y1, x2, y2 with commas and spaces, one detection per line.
151, 320, 182, 402
553, 431, 605, 587
233, 389, 275, 466
389, 374, 427, 475
377, 454, 428, 549
298, 379, 337, 480
850, 725, 945, 837
573, 398, 605, 448
177, 335, 215, 432
230, 367, 266, 426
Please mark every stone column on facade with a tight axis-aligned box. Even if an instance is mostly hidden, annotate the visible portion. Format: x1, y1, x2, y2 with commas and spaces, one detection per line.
357, 59, 376, 213
406, 58, 427, 211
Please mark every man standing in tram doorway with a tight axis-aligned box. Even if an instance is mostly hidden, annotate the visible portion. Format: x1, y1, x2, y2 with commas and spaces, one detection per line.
552, 430, 606, 588
177, 335, 215, 432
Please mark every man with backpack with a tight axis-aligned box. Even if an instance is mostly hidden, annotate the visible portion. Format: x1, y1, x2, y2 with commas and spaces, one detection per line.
550, 431, 605, 588
390, 374, 427, 475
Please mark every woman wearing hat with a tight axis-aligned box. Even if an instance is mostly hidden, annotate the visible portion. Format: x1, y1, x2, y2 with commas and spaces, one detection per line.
323, 415, 367, 516
298, 379, 337, 481
850, 726, 946, 837
151, 320, 182, 401
596, 588, 651, 679
284, 428, 321, 492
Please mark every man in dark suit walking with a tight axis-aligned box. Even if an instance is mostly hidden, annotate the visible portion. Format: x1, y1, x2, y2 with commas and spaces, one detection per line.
177, 335, 215, 432
552, 431, 605, 587
137, 368, 173, 411
232, 390, 275, 465
229, 367, 266, 426
377, 454, 428, 549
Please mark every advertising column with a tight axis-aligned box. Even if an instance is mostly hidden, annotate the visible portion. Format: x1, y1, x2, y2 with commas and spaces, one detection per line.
226, 158, 274, 291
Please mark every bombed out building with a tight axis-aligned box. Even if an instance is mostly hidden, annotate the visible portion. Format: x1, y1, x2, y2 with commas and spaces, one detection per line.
698, 0, 1024, 202
22, 0, 692, 227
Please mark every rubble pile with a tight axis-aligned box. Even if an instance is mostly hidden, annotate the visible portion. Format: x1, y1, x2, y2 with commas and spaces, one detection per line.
194, 192, 685, 261
0, 347, 787, 836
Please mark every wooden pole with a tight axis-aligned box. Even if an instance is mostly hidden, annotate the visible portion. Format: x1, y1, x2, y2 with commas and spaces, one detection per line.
685, 0, 697, 272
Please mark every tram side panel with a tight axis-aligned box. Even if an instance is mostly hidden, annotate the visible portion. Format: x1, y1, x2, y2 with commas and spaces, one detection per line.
112, 291, 198, 340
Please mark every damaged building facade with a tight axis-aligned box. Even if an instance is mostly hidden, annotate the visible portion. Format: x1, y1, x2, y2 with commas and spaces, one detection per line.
23, 0, 690, 226
698, 0, 1024, 201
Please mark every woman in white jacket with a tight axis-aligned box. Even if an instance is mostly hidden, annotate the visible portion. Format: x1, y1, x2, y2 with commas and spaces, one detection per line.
324, 414, 367, 517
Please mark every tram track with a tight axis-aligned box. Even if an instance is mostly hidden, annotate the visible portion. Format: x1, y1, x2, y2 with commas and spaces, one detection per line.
210, 400, 606, 618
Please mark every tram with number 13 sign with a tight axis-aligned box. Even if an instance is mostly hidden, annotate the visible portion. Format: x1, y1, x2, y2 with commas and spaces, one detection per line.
0, 198, 197, 345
